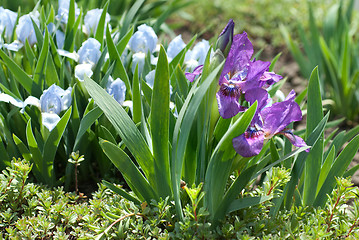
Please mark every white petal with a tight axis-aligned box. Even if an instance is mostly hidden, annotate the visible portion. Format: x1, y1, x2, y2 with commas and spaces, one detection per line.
0, 93, 24, 108
131, 52, 146, 75
42, 112, 60, 131
167, 35, 186, 60
24, 96, 40, 108
4, 41, 24, 51
57, 49, 79, 61
75, 64, 93, 81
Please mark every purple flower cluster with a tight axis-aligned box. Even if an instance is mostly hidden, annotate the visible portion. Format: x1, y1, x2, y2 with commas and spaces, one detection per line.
188, 20, 309, 158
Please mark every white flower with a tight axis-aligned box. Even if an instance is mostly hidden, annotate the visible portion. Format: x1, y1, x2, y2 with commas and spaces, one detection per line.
84, 8, 111, 36
167, 35, 186, 61
184, 39, 210, 71
75, 64, 93, 81
0, 85, 72, 131
39, 84, 72, 130
57, 0, 80, 24
144, 70, 173, 95
106, 76, 126, 104
77, 38, 101, 66
16, 11, 40, 46
145, 70, 155, 88
131, 52, 146, 76
129, 24, 157, 54
40, 84, 72, 114
128, 24, 158, 75
56, 30, 65, 49
0, 7, 17, 41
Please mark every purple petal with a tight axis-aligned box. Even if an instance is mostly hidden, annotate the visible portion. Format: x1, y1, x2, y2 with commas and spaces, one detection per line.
284, 89, 296, 101
247, 60, 270, 85
245, 88, 270, 110
216, 90, 245, 119
185, 65, 203, 82
232, 130, 264, 158
280, 129, 310, 152
219, 32, 253, 85
260, 71, 283, 88
261, 95, 302, 136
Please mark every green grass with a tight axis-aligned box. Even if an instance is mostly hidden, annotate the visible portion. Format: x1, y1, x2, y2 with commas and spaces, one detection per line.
169, 0, 337, 48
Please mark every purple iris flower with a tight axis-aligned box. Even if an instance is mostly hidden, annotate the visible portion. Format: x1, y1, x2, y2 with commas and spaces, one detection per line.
232, 89, 308, 158
216, 32, 270, 119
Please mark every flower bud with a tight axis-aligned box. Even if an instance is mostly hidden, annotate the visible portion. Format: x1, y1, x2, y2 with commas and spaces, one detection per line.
215, 19, 234, 57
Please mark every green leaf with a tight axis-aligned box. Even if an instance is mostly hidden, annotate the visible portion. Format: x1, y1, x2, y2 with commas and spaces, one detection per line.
205, 102, 257, 219
32, 18, 44, 50
42, 107, 72, 186
171, 63, 224, 220
26, 120, 43, 173
102, 180, 141, 205
106, 26, 131, 96
227, 195, 273, 213
150, 46, 171, 197
314, 134, 359, 207
316, 146, 335, 195
64, 0, 76, 51
0, 49, 42, 97
100, 140, 158, 203
25, 39, 36, 69
132, 66, 141, 124
116, 27, 134, 55
272, 112, 329, 215
98, 125, 116, 144
45, 52, 59, 86
175, 66, 189, 98
84, 75, 155, 185
73, 106, 103, 151
213, 165, 257, 221
119, 0, 145, 38
302, 66, 323, 206
13, 134, 42, 182
95, 0, 110, 47
33, 27, 49, 89
269, 52, 282, 72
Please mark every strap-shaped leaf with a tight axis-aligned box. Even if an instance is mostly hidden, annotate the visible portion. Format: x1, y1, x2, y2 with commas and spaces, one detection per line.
0, 49, 42, 97
73, 106, 103, 151
171, 63, 223, 219
95, 0, 110, 47
227, 195, 273, 214
119, 0, 145, 38
102, 180, 141, 205
33, 27, 49, 89
151, 46, 171, 197
26, 120, 43, 171
303, 66, 323, 206
116, 27, 134, 56
84, 75, 155, 185
106, 26, 131, 95
42, 107, 72, 186
132, 66, 141, 124
13, 134, 42, 182
314, 134, 359, 207
100, 140, 158, 203
205, 102, 257, 217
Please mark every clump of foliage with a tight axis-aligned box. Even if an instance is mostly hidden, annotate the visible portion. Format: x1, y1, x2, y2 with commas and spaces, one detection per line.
282, 0, 359, 122
1, 159, 359, 239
